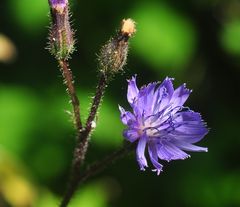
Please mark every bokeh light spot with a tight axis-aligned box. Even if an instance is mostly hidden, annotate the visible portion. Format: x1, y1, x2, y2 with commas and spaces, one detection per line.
130, 2, 196, 71
7, 0, 49, 34
221, 18, 240, 56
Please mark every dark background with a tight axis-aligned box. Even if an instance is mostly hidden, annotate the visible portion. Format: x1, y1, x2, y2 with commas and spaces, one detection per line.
0, 0, 240, 206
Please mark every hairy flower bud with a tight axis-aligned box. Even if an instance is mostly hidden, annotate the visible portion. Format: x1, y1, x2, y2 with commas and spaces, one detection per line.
48, 0, 75, 60
98, 18, 136, 77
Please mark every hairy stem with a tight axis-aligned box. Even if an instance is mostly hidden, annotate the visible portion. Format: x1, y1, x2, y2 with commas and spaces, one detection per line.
75, 74, 108, 165
60, 142, 134, 207
59, 60, 82, 131
60, 73, 108, 207
78, 142, 134, 182
86, 74, 108, 131
82, 73, 108, 144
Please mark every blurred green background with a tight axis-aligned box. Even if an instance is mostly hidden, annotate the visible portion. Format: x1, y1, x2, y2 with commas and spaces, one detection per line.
0, 0, 240, 206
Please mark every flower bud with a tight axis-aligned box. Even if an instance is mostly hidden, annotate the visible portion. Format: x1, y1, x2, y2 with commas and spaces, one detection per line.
98, 18, 136, 77
48, 0, 67, 13
48, 0, 75, 60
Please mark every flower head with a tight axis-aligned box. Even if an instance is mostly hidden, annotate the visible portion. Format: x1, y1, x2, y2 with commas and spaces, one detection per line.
48, 0, 68, 14
119, 76, 208, 175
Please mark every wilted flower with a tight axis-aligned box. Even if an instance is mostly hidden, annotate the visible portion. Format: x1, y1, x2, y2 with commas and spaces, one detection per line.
119, 76, 208, 175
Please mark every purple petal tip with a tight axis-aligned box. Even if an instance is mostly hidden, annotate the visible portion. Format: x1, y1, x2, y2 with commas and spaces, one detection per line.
49, 0, 68, 10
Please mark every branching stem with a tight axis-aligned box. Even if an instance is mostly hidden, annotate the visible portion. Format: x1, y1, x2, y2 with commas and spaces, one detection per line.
60, 142, 134, 207
60, 73, 108, 207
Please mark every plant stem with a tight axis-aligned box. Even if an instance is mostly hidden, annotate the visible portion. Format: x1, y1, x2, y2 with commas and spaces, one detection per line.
80, 73, 107, 147
60, 73, 108, 207
78, 142, 134, 182
74, 73, 108, 166
60, 142, 134, 207
86, 74, 107, 132
59, 60, 82, 131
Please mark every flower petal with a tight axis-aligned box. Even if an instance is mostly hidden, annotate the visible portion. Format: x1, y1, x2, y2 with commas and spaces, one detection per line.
119, 105, 135, 125
156, 142, 173, 161
136, 82, 157, 116
170, 83, 191, 109
123, 129, 139, 142
127, 75, 139, 104
152, 77, 174, 113
171, 111, 208, 143
157, 141, 190, 161
148, 142, 163, 175
173, 140, 208, 152
136, 133, 148, 171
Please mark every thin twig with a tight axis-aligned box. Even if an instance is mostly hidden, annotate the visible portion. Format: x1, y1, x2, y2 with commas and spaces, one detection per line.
59, 60, 82, 131
60, 142, 134, 207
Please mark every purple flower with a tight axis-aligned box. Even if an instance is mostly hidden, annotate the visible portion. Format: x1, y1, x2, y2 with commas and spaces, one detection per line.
119, 76, 208, 175
48, 0, 67, 10
49, 0, 67, 5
